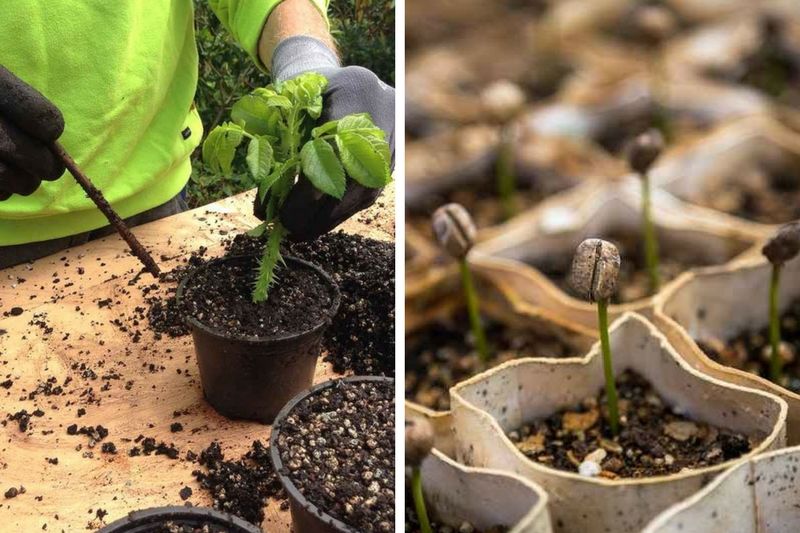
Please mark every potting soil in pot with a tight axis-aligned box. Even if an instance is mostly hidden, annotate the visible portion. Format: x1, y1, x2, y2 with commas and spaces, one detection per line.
181, 256, 333, 338
150, 523, 237, 533
528, 230, 724, 303
404, 485, 508, 533
276, 380, 394, 532
698, 297, 800, 394
406, 312, 581, 411
506, 369, 755, 478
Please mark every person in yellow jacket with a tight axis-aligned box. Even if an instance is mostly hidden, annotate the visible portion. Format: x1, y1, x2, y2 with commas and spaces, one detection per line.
0, 0, 395, 268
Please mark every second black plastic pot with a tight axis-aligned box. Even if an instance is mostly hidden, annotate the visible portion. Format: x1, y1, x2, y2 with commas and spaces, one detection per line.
270, 375, 395, 533
177, 255, 341, 424
98, 506, 261, 532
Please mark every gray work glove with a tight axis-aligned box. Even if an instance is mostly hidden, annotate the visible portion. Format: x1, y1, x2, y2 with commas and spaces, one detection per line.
0, 65, 66, 201
256, 36, 395, 241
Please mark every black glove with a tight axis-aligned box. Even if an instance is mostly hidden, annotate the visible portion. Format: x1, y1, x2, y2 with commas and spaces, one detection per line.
256, 36, 395, 242
0, 66, 66, 201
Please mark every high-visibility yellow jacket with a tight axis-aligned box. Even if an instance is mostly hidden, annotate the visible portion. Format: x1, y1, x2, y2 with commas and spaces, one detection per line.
0, 0, 328, 246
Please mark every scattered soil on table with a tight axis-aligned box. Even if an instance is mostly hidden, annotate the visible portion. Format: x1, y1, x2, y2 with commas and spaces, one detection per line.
276, 380, 394, 532
405, 486, 508, 533
507, 369, 755, 478
407, 170, 574, 237
690, 165, 800, 225
181, 255, 334, 339
192, 440, 286, 526
406, 312, 582, 410
527, 230, 727, 303
698, 297, 800, 394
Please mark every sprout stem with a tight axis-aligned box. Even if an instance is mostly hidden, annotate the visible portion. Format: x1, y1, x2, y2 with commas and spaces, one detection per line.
597, 298, 620, 435
769, 264, 783, 382
641, 173, 661, 294
460, 258, 490, 364
497, 126, 517, 220
412, 466, 433, 533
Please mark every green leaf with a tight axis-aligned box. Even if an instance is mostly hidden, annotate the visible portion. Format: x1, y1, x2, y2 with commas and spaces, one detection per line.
202, 122, 244, 174
231, 95, 279, 136
335, 132, 391, 188
300, 139, 346, 199
337, 113, 384, 138
312, 119, 340, 138
245, 136, 274, 182
246, 222, 268, 238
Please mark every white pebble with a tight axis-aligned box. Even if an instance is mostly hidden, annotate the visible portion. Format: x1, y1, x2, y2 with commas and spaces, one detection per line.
579, 460, 602, 477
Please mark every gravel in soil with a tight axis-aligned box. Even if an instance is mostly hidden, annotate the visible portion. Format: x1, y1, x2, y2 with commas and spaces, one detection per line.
277, 380, 394, 532
152, 524, 238, 533
698, 297, 800, 394
181, 255, 334, 339
407, 170, 574, 238
405, 488, 508, 533
192, 440, 285, 527
527, 230, 727, 303
406, 312, 583, 411
506, 369, 755, 478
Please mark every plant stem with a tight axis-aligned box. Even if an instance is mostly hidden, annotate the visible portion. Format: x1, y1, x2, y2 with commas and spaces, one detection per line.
252, 222, 287, 303
496, 125, 517, 221
460, 258, 490, 364
597, 299, 620, 435
770, 264, 783, 383
641, 173, 661, 294
412, 467, 432, 533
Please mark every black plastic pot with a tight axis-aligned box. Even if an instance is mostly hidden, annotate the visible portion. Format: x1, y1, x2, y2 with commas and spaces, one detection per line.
98, 506, 261, 532
177, 255, 341, 424
270, 375, 395, 533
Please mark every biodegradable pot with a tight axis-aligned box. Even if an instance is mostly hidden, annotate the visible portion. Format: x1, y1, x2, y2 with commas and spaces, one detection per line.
178, 255, 341, 424
655, 253, 800, 443
449, 313, 787, 533
270, 376, 394, 533
651, 116, 800, 230
412, 448, 553, 533
644, 445, 800, 532
98, 506, 261, 532
475, 180, 761, 331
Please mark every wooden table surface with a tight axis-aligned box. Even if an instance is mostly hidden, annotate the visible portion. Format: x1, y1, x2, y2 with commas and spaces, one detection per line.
0, 185, 394, 532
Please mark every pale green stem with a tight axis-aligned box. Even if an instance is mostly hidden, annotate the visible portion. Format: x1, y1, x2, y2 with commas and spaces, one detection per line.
641, 173, 661, 294
770, 264, 783, 383
460, 258, 490, 364
412, 467, 433, 533
598, 299, 620, 435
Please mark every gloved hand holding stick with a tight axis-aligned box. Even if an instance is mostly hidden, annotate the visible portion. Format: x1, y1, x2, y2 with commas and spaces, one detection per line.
0, 65, 160, 277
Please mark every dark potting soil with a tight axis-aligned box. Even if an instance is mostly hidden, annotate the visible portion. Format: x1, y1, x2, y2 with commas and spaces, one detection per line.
192, 440, 285, 526
151, 524, 237, 533
406, 312, 583, 411
527, 230, 724, 303
407, 170, 574, 238
276, 380, 395, 532
507, 369, 755, 478
228, 232, 396, 376
405, 486, 508, 533
698, 297, 800, 394
181, 256, 333, 339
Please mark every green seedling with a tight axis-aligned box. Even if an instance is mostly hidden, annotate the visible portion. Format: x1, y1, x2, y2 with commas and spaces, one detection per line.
481, 80, 526, 220
203, 72, 392, 302
571, 239, 622, 435
626, 129, 664, 295
431, 203, 490, 363
762, 222, 800, 382
406, 417, 435, 533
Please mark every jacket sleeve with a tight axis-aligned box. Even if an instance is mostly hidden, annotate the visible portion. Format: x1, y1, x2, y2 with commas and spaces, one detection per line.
208, 0, 330, 69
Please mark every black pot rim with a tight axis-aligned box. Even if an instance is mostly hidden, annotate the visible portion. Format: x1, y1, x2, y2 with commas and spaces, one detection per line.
97, 505, 261, 532
177, 254, 341, 344
270, 375, 395, 533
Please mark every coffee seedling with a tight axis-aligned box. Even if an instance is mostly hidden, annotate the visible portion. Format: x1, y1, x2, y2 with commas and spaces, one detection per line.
432, 203, 490, 363
626, 129, 664, 294
762, 222, 800, 382
571, 239, 622, 434
203, 72, 392, 302
481, 80, 526, 220
406, 417, 435, 533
